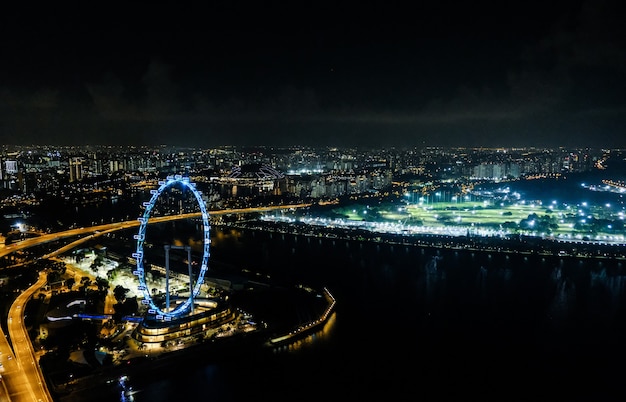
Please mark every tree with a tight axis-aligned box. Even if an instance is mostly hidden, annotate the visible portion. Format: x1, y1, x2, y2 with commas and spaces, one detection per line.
113, 285, 129, 302
47, 271, 61, 284
90, 255, 104, 272
95, 277, 109, 291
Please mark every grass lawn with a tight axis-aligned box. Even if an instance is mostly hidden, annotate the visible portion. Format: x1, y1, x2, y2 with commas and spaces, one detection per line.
330, 200, 625, 241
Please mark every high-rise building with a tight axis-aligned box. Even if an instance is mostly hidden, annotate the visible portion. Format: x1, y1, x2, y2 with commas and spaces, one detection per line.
2, 160, 20, 189
69, 157, 83, 182
5, 160, 18, 174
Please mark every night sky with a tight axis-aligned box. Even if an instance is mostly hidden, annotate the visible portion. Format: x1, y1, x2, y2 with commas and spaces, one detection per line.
1, 1, 625, 148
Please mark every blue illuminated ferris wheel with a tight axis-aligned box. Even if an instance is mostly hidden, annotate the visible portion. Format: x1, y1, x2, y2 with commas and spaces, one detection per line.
132, 175, 210, 320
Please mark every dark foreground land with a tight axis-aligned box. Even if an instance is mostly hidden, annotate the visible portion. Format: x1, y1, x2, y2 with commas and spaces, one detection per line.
36, 280, 331, 401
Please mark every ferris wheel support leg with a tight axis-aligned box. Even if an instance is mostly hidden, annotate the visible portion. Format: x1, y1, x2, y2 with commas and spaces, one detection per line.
186, 246, 193, 314
165, 245, 170, 313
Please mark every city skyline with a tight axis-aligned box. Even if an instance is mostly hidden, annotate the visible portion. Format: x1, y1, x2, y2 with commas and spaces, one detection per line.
1, 1, 625, 149
2, 112, 626, 399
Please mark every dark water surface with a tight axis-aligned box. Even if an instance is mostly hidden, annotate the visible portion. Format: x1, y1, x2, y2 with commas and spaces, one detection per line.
61, 227, 626, 401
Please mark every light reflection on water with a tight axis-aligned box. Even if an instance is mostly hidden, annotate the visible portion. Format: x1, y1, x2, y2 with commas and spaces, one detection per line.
271, 312, 337, 354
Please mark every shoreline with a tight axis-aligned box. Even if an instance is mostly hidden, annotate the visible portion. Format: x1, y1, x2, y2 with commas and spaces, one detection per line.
217, 221, 626, 261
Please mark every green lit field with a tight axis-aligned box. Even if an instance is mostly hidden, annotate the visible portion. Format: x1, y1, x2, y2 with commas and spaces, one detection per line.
331, 199, 625, 241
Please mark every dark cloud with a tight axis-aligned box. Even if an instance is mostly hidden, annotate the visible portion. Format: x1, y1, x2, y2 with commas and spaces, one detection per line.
0, 1, 624, 148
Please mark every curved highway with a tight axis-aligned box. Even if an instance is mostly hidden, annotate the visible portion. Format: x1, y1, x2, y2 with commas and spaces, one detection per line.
0, 204, 311, 260
5, 272, 51, 402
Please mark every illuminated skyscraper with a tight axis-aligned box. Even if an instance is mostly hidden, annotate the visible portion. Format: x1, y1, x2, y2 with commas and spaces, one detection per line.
4, 160, 18, 174
69, 157, 83, 182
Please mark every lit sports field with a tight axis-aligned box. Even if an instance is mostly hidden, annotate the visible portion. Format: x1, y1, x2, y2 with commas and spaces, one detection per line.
332, 199, 624, 240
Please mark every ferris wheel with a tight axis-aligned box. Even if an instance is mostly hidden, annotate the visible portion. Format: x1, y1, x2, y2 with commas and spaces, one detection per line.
132, 175, 211, 320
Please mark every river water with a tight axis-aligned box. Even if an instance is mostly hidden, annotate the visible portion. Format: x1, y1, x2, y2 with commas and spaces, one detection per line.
59, 224, 626, 402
